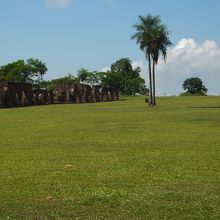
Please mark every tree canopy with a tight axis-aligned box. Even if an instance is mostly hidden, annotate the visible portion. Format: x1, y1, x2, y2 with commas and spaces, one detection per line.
110, 58, 144, 94
182, 77, 208, 96
0, 58, 47, 84
77, 69, 99, 86
0, 57, 147, 95
36, 74, 79, 89
132, 14, 171, 106
109, 58, 147, 95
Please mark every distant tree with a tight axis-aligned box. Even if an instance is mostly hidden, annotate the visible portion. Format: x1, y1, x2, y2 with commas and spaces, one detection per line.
111, 58, 133, 95
109, 58, 146, 95
0, 58, 47, 84
111, 58, 133, 73
76, 69, 100, 86
100, 71, 123, 91
182, 77, 208, 96
126, 77, 147, 95
131, 14, 172, 106
99, 58, 147, 95
36, 74, 79, 89
85, 71, 99, 86
77, 68, 90, 84
27, 58, 48, 82
34, 80, 51, 89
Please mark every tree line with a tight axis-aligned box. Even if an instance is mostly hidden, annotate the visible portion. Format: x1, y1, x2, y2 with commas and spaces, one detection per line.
0, 58, 147, 96
0, 14, 209, 103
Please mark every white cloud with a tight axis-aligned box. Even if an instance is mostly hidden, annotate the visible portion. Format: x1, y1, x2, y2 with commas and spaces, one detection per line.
157, 38, 220, 76
101, 39, 220, 95
155, 38, 220, 95
131, 39, 220, 95
45, 0, 72, 8
101, 66, 111, 72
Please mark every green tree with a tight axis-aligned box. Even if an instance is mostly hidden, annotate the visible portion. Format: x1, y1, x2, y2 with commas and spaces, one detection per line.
182, 77, 208, 96
100, 71, 123, 91
27, 58, 48, 83
132, 14, 171, 106
0, 58, 47, 84
99, 58, 147, 95
77, 68, 90, 84
77, 69, 99, 86
150, 25, 172, 105
85, 71, 99, 86
35, 74, 79, 90
111, 58, 133, 95
110, 58, 147, 95
126, 78, 147, 95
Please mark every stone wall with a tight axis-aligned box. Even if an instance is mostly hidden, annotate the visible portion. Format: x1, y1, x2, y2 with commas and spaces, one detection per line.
50, 84, 119, 104
0, 81, 33, 107
0, 80, 119, 108
0, 80, 7, 107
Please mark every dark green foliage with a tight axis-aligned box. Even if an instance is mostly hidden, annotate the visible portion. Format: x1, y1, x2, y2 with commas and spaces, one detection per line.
100, 71, 124, 90
126, 77, 147, 95
109, 58, 147, 95
110, 58, 133, 95
76, 69, 100, 86
111, 58, 133, 73
84, 71, 99, 86
0, 58, 47, 84
182, 77, 208, 96
73, 59, 147, 95
1, 58, 146, 95
35, 74, 79, 89
77, 68, 90, 83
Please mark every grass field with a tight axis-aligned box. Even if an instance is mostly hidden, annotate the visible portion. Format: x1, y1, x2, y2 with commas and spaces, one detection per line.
0, 96, 220, 219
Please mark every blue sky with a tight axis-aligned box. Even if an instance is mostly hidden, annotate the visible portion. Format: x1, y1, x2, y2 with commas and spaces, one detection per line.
0, 0, 220, 95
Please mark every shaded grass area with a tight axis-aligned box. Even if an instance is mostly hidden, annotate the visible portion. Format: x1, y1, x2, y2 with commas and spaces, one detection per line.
0, 96, 220, 219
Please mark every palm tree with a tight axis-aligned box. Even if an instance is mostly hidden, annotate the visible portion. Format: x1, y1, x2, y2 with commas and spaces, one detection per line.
131, 14, 171, 106
150, 26, 172, 105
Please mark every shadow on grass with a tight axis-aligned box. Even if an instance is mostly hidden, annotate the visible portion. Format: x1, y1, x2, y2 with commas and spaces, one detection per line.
188, 106, 220, 109
118, 98, 128, 102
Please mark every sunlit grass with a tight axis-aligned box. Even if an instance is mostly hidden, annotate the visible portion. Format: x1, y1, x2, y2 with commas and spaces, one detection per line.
0, 96, 220, 219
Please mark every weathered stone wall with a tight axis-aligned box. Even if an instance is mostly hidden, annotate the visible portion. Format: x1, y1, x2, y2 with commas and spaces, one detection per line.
0, 80, 7, 107
0, 80, 119, 108
49, 84, 119, 104
0, 81, 33, 108
7, 82, 33, 107
32, 89, 53, 105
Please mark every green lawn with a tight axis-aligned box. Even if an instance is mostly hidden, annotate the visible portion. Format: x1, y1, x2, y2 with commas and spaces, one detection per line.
0, 96, 220, 219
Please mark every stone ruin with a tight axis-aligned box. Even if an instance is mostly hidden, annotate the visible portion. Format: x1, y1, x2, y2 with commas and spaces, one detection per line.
0, 80, 33, 108
0, 80, 119, 108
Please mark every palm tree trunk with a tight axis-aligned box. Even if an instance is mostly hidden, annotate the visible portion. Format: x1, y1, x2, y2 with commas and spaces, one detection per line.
152, 61, 156, 106
148, 53, 153, 106
124, 74, 127, 96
